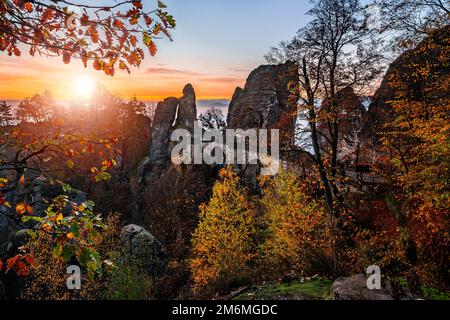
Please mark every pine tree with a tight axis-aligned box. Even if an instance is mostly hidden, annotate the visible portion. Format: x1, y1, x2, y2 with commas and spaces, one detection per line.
0, 100, 14, 126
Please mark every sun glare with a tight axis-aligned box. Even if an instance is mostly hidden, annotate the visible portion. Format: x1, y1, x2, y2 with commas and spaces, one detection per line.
73, 76, 95, 100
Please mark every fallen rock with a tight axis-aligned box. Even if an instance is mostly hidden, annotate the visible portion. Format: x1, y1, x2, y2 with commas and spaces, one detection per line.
331, 274, 394, 300
121, 224, 164, 278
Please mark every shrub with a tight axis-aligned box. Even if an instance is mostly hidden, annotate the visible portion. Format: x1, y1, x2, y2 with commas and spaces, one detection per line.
22, 214, 151, 300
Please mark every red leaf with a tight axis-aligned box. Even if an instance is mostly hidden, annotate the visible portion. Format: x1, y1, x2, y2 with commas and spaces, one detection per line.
148, 40, 157, 56
24, 2, 32, 13
63, 51, 71, 64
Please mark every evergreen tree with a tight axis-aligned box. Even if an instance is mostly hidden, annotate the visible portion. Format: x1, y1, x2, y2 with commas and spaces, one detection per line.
0, 100, 14, 126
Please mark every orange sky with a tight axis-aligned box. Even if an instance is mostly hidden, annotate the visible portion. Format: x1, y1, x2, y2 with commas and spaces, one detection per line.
0, 0, 312, 102
0, 54, 248, 101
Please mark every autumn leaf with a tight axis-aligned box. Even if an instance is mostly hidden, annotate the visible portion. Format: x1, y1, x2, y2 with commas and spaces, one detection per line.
16, 203, 27, 215
132, 0, 143, 9
101, 159, 115, 169
144, 14, 153, 26
23, 254, 35, 266
42, 8, 53, 21
66, 159, 75, 169
130, 17, 138, 25
148, 40, 157, 56
13, 47, 21, 57
93, 59, 102, 71
113, 18, 124, 29
24, 2, 32, 13
6, 255, 19, 272
56, 213, 64, 223
42, 223, 53, 233
15, 261, 30, 277
0, 178, 7, 188
19, 174, 25, 185
63, 51, 71, 64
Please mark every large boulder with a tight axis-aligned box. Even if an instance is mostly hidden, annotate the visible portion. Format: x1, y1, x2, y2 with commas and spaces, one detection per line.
121, 224, 164, 278
331, 274, 394, 300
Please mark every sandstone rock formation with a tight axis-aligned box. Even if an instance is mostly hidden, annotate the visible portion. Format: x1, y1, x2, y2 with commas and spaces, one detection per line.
134, 84, 202, 222
141, 84, 198, 184
226, 87, 243, 127
222, 61, 299, 186
368, 25, 450, 133
227, 61, 299, 134
318, 87, 371, 167
175, 84, 197, 131
149, 97, 179, 165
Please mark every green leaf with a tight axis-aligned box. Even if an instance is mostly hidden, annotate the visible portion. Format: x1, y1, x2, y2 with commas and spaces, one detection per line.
53, 243, 63, 257
143, 32, 151, 46
61, 245, 74, 262
69, 222, 80, 237
21, 215, 43, 223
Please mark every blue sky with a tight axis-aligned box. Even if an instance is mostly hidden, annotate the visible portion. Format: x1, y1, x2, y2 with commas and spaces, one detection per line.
152, 0, 312, 71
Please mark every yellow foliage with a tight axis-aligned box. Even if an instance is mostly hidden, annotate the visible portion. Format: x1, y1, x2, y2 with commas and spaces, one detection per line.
190, 166, 257, 294
259, 168, 334, 276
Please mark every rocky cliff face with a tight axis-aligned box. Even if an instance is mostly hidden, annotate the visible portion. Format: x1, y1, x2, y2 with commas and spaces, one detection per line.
318, 87, 371, 166
315, 26, 450, 168
135, 62, 300, 218
149, 97, 179, 165
368, 25, 450, 132
227, 61, 299, 134
141, 84, 198, 184
134, 84, 205, 223
174, 84, 197, 131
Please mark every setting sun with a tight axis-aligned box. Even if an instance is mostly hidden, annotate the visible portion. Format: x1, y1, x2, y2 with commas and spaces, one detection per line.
73, 76, 96, 100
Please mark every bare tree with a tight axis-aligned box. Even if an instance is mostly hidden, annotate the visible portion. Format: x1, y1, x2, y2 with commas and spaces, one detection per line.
266, 0, 384, 216
199, 108, 226, 132
375, 0, 450, 49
